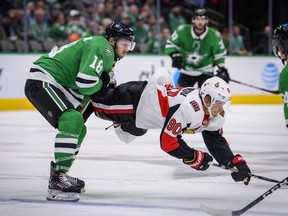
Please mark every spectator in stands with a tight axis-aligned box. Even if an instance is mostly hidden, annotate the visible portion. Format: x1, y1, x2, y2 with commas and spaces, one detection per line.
221, 27, 229, 52
139, 4, 153, 21
48, 12, 67, 42
94, 3, 105, 24
254, 25, 271, 54
29, 8, 48, 43
96, 18, 113, 36
168, 6, 186, 33
26, 1, 35, 26
66, 9, 85, 42
0, 15, 7, 40
3, 9, 23, 41
144, 0, 157, 16
127, 4, 139, 26
82, 20, 98, 37
230, 24, 250, 55
35, 0, 49, 25
132, 15, 150, 53
147, 27, 171, 54
112, 4, 124, 21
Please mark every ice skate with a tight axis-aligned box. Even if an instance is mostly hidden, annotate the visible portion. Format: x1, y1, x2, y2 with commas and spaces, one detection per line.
47, 161, 83, 202
49, 161, 85, 193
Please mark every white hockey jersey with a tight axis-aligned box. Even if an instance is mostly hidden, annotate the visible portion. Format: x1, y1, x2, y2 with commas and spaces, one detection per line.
136, 67, 225, 132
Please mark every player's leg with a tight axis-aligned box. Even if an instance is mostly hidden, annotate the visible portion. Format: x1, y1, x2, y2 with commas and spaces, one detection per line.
25, 79, 85, 200
197, 74, 212, 88
178, 73, 197, 87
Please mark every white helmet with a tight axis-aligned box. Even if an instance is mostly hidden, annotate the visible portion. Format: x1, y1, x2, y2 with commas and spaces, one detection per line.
200, 77, 231, 106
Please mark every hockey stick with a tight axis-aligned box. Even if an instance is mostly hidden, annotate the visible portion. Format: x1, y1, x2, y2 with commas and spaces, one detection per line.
211, 163, 284, 184
184, 66, 280, 94
200, 176, 288, 216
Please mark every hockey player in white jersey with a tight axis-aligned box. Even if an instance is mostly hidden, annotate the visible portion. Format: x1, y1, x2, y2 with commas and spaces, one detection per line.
90, 67, 251, 185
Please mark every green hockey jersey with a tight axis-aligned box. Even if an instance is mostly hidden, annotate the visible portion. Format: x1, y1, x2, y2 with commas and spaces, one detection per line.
165, 25, 226, 73
279, 64, 288, 126
33, 36, 115, 96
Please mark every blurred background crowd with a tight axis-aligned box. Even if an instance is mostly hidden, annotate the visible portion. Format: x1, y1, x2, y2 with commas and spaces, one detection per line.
0, 0, 288, 54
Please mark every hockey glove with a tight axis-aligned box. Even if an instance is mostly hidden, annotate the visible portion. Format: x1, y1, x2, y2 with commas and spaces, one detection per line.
108, 71, 117, 88
183, 150, 213, 171
90, 72, 110, 98
170, 52, 182, 69
216, 67, 230, 83
228, 154, 251, 185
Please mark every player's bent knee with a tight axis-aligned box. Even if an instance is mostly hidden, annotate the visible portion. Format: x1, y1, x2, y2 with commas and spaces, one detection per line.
57, 109, 85, 134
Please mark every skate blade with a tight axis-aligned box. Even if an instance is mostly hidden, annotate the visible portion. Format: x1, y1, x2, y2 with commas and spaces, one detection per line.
47, 189, 80, 202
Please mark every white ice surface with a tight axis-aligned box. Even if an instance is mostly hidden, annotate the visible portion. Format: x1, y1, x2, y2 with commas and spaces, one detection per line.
0, 105, 287, 216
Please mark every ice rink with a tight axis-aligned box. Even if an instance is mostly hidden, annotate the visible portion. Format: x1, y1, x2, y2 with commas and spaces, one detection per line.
0, 105, 287, 216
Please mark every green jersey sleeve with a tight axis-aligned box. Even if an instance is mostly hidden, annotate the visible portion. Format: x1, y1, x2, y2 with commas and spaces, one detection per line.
33, 36, 115, 96
78, 37, 115, 95
279, 65, 288, 125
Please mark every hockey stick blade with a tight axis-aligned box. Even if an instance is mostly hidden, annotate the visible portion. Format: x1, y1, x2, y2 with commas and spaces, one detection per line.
200, 204, 233, 216
200, 176, 288, 216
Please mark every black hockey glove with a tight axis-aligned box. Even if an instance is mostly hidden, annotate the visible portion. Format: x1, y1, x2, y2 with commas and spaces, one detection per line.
101, 72, 111, 87
216, 67, 230, 83
228, 154, 251, 185
91, 72, 110, 97
183, 150, 213, 171
170, 52, 182, 69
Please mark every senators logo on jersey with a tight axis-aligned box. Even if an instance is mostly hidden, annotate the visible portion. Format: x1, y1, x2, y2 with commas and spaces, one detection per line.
190, 100, 200, 112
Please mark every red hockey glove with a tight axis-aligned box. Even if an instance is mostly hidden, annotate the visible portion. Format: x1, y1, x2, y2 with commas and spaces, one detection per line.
183, 150, 213, 171
228, 154, 251, 185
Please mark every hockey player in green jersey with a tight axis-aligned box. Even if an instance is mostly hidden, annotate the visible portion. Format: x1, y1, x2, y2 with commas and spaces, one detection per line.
24, 21, 135, 201
272, 24, 288, 128
165, 8, 230, 88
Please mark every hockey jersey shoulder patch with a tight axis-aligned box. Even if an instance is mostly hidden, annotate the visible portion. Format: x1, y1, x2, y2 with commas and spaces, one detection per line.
189, 100, 200, 112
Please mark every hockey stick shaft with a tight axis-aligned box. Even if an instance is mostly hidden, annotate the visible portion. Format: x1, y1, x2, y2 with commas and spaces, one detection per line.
183, 66, 279, 94
211, 163, 285, 185
229, 78, 279, 94
200, 176, 288, 216
232, 176, 288, 215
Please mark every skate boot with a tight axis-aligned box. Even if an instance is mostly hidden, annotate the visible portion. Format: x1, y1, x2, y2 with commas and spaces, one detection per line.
47, 161, 84, 202
49, 161, 85, 193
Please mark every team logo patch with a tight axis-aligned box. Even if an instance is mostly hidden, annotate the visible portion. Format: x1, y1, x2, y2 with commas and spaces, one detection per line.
202, 119, 208, 126
190, 100, 200, 112
104, 46, 113, 57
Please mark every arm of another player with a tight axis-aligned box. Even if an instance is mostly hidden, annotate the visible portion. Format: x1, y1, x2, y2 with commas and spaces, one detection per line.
279, 68, 288, 128
160, 105, 213, 171
202, 130, 251, 185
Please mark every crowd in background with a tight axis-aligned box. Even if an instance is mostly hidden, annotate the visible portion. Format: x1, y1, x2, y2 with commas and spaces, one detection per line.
0, 0, 273, 54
